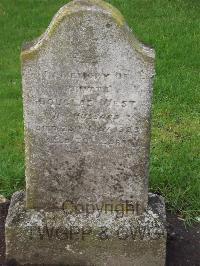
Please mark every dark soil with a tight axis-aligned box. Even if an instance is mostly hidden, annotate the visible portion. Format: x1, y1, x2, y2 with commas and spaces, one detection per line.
0, 201, 9, 266
0, 202, 199, 266
166, 213, 200, 266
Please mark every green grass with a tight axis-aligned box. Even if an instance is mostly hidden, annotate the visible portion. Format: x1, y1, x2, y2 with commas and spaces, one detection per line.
0, 0, 199, 222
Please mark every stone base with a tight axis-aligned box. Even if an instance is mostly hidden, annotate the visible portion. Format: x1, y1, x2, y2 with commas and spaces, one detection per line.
6, 192, 166, 266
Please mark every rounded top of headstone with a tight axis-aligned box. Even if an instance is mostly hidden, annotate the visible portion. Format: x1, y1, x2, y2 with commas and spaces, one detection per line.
73, 0, 125, 24
21, 0, 155, 63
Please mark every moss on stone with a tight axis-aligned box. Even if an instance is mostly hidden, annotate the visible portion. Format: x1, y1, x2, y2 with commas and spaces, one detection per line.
21, 0, 155, 65
92, 0, 125, 26
21, 0, 126, 62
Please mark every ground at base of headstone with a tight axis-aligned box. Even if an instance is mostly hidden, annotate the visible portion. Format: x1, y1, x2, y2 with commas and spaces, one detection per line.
0, 197, 199, 266
4, 191, 166, 266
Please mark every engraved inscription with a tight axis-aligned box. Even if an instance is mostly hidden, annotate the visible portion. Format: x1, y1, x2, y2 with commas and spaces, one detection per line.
22, 4, 154, 210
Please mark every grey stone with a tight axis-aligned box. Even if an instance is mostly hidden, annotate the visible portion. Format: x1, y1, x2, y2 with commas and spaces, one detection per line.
22, 0, 155, 210
6, 0, 166, 265
6, 191, 166, 266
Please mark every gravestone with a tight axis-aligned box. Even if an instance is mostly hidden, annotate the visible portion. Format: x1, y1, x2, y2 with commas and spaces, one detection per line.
5, 0, 167, 265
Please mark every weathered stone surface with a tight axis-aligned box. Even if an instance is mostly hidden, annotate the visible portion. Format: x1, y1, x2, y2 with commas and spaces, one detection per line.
6, 191, 166, 266
6, 1, 167, 264
22, 0, 155, 210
